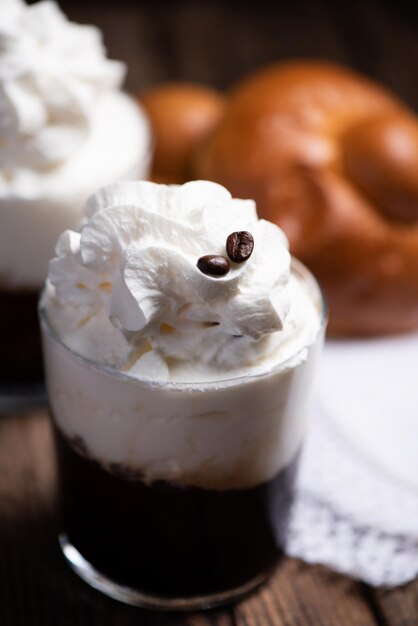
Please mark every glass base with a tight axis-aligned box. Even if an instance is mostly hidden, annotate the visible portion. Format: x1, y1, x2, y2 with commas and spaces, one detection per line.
59, 533, 269, 611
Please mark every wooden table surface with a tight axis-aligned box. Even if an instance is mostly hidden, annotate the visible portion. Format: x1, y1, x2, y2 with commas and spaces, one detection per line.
3, 1, 418, 624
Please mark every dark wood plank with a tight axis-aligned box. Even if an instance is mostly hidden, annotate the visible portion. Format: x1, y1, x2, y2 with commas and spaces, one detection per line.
60, 0, 350, 92
0, 411, 234, 626
234, 559, 379, 626
373, 582, 418, 626
326, 0, 418, 110
58, 0, 417, 108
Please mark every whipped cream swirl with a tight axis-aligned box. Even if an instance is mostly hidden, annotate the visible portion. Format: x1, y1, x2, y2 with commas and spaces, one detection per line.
45, 181, 297, 381
0, 0, 125, 172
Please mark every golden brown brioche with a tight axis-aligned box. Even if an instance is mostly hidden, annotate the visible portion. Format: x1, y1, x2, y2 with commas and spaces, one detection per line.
193, 61, 418, 335
138, 82, 225, 183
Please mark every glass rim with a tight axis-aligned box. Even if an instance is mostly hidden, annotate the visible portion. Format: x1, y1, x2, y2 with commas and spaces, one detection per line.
39, 257, 327, 392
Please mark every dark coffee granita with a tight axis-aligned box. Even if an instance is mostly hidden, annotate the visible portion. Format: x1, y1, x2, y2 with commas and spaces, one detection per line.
0, 289, 44, 387
54, 424, 300, 598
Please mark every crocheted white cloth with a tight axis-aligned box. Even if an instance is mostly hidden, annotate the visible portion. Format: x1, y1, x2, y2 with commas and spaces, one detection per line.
286, 332, 418, 587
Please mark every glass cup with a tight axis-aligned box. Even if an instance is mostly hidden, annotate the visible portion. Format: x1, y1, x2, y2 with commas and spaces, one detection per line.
0, 287, 45, 412
40, 259, 326, 610
0, 149, 153, 414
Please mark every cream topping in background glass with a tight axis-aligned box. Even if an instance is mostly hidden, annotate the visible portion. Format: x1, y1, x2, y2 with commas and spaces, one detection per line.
0, 0, 152, 288
0, 0, 124, 172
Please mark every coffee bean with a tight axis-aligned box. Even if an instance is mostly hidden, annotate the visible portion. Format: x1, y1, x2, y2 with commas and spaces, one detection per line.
197, 255, 230, 277
226, 231, 254, 263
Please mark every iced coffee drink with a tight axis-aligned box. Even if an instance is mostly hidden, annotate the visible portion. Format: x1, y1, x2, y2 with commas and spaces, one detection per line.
0, 0, 151, 397
40, 180, 324, 609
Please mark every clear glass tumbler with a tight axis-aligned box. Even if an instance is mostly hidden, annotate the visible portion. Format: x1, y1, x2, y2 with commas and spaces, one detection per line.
40, 259, 326, 610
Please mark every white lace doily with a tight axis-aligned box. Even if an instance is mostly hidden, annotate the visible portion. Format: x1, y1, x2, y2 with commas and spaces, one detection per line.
285, 333, 418, 587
